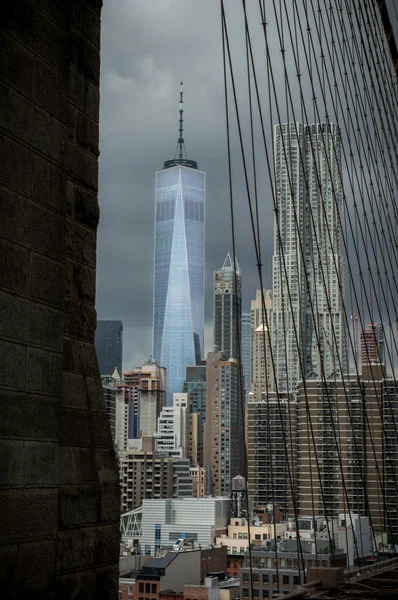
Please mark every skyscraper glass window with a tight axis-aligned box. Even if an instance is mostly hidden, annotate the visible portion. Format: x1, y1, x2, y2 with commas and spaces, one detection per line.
153, 82, 205, 403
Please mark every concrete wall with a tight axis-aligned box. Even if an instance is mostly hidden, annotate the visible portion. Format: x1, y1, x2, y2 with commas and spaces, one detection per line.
0, 1, 120, 597
161, 552, 201, 592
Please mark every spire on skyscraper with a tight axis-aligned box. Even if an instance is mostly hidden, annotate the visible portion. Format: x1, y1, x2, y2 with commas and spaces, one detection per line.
164, 80, 198, 170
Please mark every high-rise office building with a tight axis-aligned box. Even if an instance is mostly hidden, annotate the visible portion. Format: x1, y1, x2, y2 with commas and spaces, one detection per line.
95, 320, 123, 376
272, 123, 347, 393
247, 393, 296, 513
241, 312, 251, 402
213, 253, 242, 360
153, 82, 205, 403
203, 347, 244, 496
182, 363, 206, 465
155, 393, 190, 459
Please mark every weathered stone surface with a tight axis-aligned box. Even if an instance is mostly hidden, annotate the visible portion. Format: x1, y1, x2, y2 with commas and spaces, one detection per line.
0, 544, 18, 578
94, 524, 120, 566
0, 440, 24, 487
65, 259, 96, 303
27, 348, 63, 395
94, 449, 119, 484
76, 112, 99, 155
59, 485, 100, 529
99, 483, 120, 523
35, 59, 69, 122
75, 186, 100, 229
0, 83, 68, 164
32, 154, 67, 213
61, 371, 87, 409
59, 446, 97, 485
57, 527, 96, 572
0, 189, 65, 260
96, 565, 119, 600
66, 218, 97, 266
59, 407, 89, 446
0, 341, 26, 390
0, 392, 59, 441
69, 31, 100, 84
0, 131, 32, 197
0, 489, 58, 543
73, 340, 100, 376
62, 337, 75, 372
85, 376, 107, 412
0, 238, 29, 296
70, 66, 100, 120
0, 30, 33, 97
19, 539, 56, 590
30, 254, 65, 308
0, 291, 63, 351
67, 141, 98, 190
72, 2, 101, 49
89, 412, 113, 448
24, 441, 59, 487
56, 569, 96, 600
64, 298, 97, 341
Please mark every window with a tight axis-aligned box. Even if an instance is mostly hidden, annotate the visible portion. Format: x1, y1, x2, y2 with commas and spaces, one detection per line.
293, 576, 300, 585
145, 583, 150, 594
139, 584, 144, 593
283, 575, 290, 586
151, 584, 157, 593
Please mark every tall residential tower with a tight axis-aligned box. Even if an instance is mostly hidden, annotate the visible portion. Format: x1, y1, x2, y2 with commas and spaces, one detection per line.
272, 123, 347, 393
153, 82, 205, 403
213, 254, 242, 361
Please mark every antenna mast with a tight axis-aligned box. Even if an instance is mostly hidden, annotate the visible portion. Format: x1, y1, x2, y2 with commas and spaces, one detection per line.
178, 79, 184, 160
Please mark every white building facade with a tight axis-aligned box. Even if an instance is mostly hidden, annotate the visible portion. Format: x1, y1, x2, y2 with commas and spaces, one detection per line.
155, 393, 190, 458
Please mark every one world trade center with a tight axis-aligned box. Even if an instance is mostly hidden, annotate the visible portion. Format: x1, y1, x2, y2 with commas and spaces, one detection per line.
153, 82, 205, 403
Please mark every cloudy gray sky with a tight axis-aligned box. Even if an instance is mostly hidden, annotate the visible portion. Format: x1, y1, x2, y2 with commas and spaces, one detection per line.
97, 1, 274, 370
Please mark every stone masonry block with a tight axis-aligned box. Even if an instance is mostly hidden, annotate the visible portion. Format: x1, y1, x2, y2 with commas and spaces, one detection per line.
32, 153, 67, 213
58, 484, 100, 528
0, 544, 18, 579
0, 131, 32, 197
0, 83, 67, 164
59, 446, 97, 485
35, 59, 69, 122
72, 339, 100, 376
0, 30, 33, 97
65, 218, 97, 266
57, 527, 96, 572
0, 189, 65, 260
94, 449, 119, 484
99, 483, 120, 524
95, 565, 119, 600
69, 30, 100, 84
72, 2, 101, 48
59, 407, 89, 446
0, 392, 59, 441
85, 376, 106, 412
69, 104, 76, 141
24, 441, 59, 487
0, 488, 58, 543
89, 412, 113, 448
0, 237, 29, 296
64, 298, 97, 341
32, 0, 72, 30
0, 340, 25, 390
65, 260, 96, 303
75, 186, 100, 229
67, 141, 98, 191
73, 262, 96, 302
94, 524, 120, 566
56, 569, 96, 600
0, 440, 24, 487
63, 337, 75, 372
0, 290, 63, 352
66, 180, 75, 217
31, 4, 70, 74
27, 348, 63, 395
70, 66, 100, 120
61, 371, 87, 409
19, 539, 56, 590
30, 254, 65, 309
76, 112, 99, 156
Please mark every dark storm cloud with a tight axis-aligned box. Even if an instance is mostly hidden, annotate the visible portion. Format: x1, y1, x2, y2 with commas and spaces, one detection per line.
97, 1, 276, 370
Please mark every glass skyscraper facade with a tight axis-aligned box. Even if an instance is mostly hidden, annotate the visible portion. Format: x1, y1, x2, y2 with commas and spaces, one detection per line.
95, 320, 123, 377
153, 160, 205, 403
